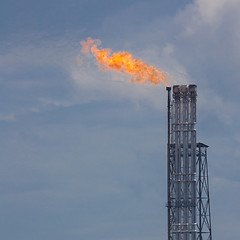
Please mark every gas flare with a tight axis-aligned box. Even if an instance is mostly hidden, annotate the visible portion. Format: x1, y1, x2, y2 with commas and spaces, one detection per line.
80, 37, 167, 85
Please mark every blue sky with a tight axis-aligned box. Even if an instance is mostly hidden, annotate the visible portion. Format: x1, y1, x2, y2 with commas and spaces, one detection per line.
0, 0, 240, 239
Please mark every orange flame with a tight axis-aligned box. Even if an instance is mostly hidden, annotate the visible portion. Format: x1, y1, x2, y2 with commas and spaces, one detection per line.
80, 37, 167, 85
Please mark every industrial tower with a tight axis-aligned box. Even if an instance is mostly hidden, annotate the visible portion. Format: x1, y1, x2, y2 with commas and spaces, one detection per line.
166, 85, 212, 240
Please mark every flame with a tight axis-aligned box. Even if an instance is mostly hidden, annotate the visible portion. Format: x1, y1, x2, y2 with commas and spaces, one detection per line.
80, 37, 167, 85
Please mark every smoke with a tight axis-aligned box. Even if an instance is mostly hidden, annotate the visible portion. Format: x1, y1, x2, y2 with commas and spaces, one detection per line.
79, 37, 168, 85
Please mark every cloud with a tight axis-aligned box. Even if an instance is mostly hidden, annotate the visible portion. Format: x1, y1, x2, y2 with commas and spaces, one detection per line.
198, 88, 238, 125
196, 0, 229, 23
176, 0, 240, 35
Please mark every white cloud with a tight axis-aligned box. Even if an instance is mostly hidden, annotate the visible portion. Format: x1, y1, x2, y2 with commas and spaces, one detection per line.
198, 88, 238, 124
176, 0, 240, 35
195, 0, 229, 24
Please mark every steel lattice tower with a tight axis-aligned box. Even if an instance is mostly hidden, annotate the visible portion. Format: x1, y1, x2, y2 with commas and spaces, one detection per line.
196, 143, 212, 240
166, 85, 212, 240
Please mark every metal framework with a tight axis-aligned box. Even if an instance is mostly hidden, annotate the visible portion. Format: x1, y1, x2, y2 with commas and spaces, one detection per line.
166, 85, 212, 240
196, 143, 212, 240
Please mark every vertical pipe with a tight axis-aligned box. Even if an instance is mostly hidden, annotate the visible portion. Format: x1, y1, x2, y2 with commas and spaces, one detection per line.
166, 86, 171, 240
190, 86, 197, 240
175, 91, 180, 240
176, 90, 181, 240
198, 145, 202, 240
182, 87, 188, 240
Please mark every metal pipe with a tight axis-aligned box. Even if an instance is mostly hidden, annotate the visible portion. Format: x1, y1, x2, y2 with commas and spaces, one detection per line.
166, 86, 171, 240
